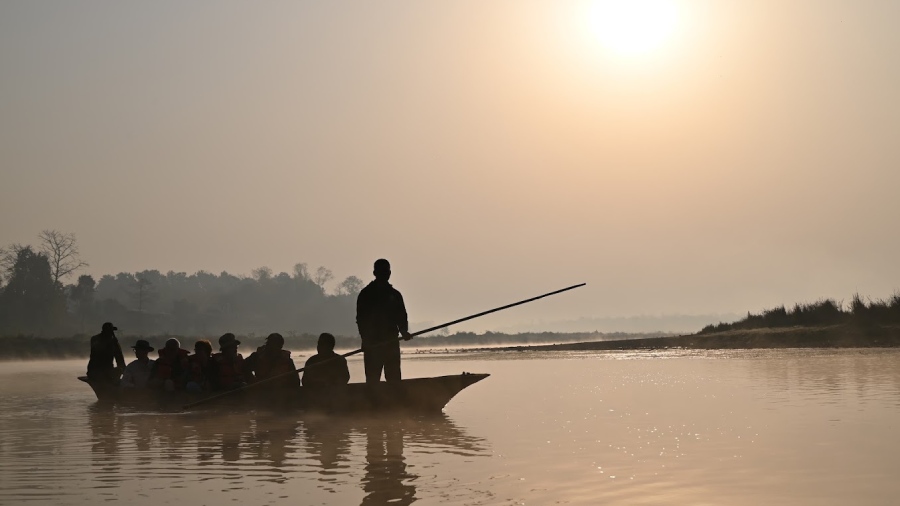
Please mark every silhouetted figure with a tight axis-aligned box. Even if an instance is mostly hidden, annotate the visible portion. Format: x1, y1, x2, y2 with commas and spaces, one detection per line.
357, 259, 411, 383
86, 322, 126, 384
150, 338, 190, 391
210, 333, 246, 390
246, 332, 298, 387
121, 339, 155, 389
186, 339, 214, 393
302, 333, 351, 387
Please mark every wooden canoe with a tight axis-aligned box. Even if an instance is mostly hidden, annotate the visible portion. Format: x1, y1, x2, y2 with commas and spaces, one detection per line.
78, 373, 489, 413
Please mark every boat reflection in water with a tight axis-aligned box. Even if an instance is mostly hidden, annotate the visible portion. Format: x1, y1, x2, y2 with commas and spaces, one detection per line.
84, 405, 487, 505
305, 412, 487, 504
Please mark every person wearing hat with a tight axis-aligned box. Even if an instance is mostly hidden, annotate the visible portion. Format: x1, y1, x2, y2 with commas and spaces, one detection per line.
246, 333, 298, 387
356, 259, 412, 383
210, 333, 246, 390
121, 339, 155, 389
86, 322, 126, 384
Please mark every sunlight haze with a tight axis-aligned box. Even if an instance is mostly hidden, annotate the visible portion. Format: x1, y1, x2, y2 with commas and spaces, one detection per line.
2, 1, 898, 332
584, 0, 681, 59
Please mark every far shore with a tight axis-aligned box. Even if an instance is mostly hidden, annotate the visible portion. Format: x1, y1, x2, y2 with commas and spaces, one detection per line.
488, 324, 900, 352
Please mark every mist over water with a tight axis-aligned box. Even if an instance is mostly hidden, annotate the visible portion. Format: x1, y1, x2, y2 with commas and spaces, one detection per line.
2, 350, 899, 505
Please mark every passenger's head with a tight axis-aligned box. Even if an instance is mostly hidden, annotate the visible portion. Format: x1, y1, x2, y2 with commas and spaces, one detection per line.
131, 339, 153, 359
265, 332, 284, 351
373, 258, 391, 281
317, 332, 336, 354
164, 338, 181, 351
194, 339, 212, 357
101, 322, 117, 334
218, 333, 240, 352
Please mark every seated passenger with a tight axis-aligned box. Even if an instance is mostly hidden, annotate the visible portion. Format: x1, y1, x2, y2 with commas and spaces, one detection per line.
86, 322, 126, 384
302, 333, 350, 388
246, 333, 298, 387
121, 339, 155, 389
210, 333, 246, 391
186, 339, 214, 393
151, 338, 190, 391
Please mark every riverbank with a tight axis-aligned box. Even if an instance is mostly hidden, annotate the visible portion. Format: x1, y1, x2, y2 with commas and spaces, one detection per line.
494, 324, 900, 351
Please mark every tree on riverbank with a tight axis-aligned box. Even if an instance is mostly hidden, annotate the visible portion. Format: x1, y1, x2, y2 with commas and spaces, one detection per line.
0, 247, 67, 335
70, 275, 97, 334
38, 230, 88, 284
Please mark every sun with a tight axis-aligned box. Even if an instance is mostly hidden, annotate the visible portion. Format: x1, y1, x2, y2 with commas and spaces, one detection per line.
587, 0, 680, 59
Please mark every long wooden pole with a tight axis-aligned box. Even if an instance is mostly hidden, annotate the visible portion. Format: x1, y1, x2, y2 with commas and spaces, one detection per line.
183, 282, 585, 409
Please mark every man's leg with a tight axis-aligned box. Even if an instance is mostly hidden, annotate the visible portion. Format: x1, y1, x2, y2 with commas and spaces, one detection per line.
383, 342, 402, 382
363, 348, 384, 383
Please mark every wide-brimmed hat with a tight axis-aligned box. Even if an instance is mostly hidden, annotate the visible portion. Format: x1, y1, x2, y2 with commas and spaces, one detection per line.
218, 333, 240, 349
131, 339, 154, 352
102, 322, 118, 331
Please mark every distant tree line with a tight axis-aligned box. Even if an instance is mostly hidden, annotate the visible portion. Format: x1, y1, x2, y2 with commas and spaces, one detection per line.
0, 230, 366, 338
699, 294, 900, 334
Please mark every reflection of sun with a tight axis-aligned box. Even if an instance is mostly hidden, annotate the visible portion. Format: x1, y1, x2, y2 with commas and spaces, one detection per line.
587, 0, 680, 59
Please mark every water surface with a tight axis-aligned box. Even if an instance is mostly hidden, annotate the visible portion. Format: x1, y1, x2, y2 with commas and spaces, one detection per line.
1, 349, 899, 505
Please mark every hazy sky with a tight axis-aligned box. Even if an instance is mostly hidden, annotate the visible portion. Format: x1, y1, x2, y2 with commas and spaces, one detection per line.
2, 1, 898, 331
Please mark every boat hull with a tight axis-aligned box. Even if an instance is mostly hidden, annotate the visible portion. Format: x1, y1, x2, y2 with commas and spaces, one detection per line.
78, 373, 489, 413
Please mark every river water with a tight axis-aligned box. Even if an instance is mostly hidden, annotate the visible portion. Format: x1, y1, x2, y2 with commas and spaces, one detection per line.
1, 349, 899, 505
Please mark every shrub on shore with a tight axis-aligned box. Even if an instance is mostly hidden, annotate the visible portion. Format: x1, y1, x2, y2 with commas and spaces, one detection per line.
700, 293, 900, 334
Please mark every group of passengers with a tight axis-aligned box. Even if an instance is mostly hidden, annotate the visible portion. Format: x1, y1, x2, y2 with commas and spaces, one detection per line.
86, 322, 350, 393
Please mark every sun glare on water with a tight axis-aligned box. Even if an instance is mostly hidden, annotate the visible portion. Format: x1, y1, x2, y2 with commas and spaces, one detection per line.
586, 0, 680, 59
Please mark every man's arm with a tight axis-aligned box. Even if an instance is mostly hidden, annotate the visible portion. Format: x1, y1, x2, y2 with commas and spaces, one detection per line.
113, 337, 126, 369
356, 287, 371, 338
396, 291, 410, 338
121, 364, 134, 388
288, 358, 299, 385
338, 357, 350, 384
300, 356, 317, 386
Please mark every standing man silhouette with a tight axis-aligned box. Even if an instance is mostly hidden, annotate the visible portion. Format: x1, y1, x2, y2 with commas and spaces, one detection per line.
356, 259, 411, 383
87, 322, 126, 384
